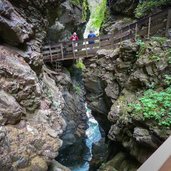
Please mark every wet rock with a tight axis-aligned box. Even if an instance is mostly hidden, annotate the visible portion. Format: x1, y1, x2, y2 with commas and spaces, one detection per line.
90, 138, 108, 171
49, 160, 71, 171
133, 127, 158, 148
0, 90, 23, 125
0, 0, 33, 45
55, 68, 88, 167
31, 156, 48, 171
84, 39, 171, 170
98, 152, 139, 171
46, 0, 84, 43
0, 46, 41, 112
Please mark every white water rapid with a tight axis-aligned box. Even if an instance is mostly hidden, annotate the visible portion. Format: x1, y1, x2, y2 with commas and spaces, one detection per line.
70, 103, 102, 171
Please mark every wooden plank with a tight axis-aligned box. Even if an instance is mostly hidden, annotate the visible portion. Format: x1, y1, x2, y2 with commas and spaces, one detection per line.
147, 17, 152, 38
42, 49, 61, 55
72, 42, 76, 59
42, 44, 61, 50
159, 156, 171, 171
74, 43, 99, 50
135, 23, 138, 40
60, 43, 64, 60
138, 136, 171, 171
85, 41, 88, 57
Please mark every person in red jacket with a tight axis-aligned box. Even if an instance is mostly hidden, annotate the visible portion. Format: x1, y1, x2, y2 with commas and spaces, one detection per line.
70, 32, 79, 51
70, 32, 79, 41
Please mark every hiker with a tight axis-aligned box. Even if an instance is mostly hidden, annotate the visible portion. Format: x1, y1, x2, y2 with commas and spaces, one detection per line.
88, 30, 96, 44
70, 32, 79, 51
70, 32, 79, 41
88, 31, 96, 50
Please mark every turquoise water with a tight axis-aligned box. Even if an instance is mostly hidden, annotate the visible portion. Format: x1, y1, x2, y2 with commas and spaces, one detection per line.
70, 104, 102, 171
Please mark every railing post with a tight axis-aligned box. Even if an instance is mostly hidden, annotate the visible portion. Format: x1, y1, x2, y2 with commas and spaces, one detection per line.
72, 42, 76, 59
49, 46, 53, 63
120, 29, 123, 43
85, 41, 88, 57
166, 9, 171, 37
60, 43, 64, 60
118, 29, 123, 46
135, 23, 138, 40
99, 36, 101, 49
147, 17, 151, 39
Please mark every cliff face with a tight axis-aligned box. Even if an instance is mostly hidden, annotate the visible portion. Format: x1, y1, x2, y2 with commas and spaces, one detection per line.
0, 0, 86, 169
83, 39, 171, 170
0, 45, 66, 170
0, 0, 75, 170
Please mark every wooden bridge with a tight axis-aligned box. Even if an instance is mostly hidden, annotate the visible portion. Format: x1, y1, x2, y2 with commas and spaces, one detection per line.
42, 8, 171, 63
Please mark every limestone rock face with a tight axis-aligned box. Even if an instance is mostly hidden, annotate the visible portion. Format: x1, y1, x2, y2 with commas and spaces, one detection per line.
55, 69, 88, 167
47, 0, 84, 42
0, 90, 23, 125
110, 0, 139, 16
84, 39, 171, 170
0, 45, 66, 170
0, 46, 41, 112
0, 0, 33, 45
0, 0, 84, 170
0, 0, 61, 73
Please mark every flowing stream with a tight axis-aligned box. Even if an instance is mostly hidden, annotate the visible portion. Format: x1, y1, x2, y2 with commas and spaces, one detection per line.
70, 103, 102, 171
70, 1, 106, 168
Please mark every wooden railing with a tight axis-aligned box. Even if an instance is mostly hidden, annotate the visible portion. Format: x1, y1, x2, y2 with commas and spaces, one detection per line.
138, 136, 171, 171
42, 8, 171, 62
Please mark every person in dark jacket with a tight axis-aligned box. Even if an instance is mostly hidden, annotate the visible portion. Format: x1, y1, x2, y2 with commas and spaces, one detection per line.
88, 31, 96, 44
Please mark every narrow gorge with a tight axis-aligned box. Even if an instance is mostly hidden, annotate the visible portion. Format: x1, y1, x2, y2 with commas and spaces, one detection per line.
0, 0, 171, 171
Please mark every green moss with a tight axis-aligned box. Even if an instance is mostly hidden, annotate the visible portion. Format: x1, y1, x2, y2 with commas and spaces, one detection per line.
70, 0, 89, 21
82, 0, 89, 21
75, 59, 85, 70
73, 84, 81, 95
135, 0, 171, 18
70, 0, 81, 6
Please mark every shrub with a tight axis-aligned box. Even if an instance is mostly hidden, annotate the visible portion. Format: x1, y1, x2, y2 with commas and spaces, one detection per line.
130, 87, 171, 127
75, 59, 85, 70
135, 0, 171, 18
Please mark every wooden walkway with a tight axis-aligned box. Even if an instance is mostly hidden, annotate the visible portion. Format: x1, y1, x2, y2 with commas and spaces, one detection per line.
42, 9, 171, 63
138, 136, 171, 171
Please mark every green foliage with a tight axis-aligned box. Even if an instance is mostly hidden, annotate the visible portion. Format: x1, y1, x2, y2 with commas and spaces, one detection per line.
164, 75, 171, 86
75, 59, 85, 70
70, 0, 81, 6
131, 87, 171, 127
135, 0, 171, 18
166, 48, 171, 64
82, 0, 89, 21
151, 36, 167, 45
70, 0, 88, 21
90, 0, 107, 29
136, 39, 147, 57
136, 37, 170, 61
73, 84, 81, 95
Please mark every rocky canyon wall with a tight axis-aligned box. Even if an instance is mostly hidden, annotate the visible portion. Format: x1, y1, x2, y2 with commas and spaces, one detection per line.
83, 39, 171, 170
0, 0, 84, 170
